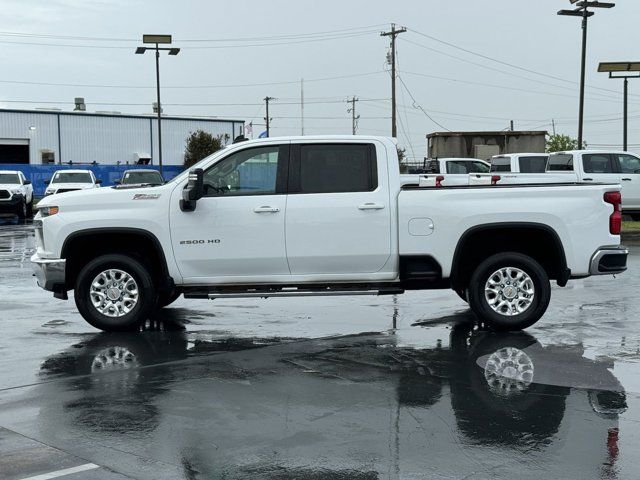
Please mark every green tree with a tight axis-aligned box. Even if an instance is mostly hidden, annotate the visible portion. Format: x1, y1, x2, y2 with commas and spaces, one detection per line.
184, 130, 226, 168
546, 134, 586, 153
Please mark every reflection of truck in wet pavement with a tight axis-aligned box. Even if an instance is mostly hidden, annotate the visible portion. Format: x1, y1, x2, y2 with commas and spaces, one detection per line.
33, 322, 627, 479
32, 136, 628, 332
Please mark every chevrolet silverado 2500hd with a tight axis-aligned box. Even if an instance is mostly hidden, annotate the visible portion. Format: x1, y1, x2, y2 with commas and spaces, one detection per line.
31, 136, 628, 332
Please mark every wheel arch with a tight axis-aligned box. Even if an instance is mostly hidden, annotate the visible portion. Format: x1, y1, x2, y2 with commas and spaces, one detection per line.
450, 222, 569, 290
61, 227, 174, 293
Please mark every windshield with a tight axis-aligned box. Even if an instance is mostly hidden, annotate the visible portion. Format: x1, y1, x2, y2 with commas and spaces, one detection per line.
547, 154, 574, 172
0, 173, 20, 184
52, 172, 93, 184
122, 171, 163, 185
519, 156, 548, 173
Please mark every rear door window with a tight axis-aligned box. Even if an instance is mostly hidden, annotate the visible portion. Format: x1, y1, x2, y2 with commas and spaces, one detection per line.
446, 161, 489, 174
582, 154, 616, 174
290, 144, 377, 194
518, 156, 548, 173
616, 154, 640, 174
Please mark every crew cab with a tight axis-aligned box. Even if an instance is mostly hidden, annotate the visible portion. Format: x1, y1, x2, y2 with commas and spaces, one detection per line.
31, 136, 628, 332
116, 169, 164, 187
0, 170, 34, 218
490, 153, 549, 173
546, 150, 640, 219
44, 169, 101, 196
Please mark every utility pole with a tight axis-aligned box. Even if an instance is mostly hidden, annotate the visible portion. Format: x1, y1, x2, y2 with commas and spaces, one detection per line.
301, 79, 305, 136
347, 96, 360, 135
264, 96, 274, 137
552, 119, 556, 135
381, 23, 406, 138
510, 120, 514, 131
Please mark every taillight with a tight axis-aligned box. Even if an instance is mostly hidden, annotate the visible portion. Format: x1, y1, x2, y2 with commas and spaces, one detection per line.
435, 175, 445, 187
491, 175, 501, 185
604, 191, 622, 235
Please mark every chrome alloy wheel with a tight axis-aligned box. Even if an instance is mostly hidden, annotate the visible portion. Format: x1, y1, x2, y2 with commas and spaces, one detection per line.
484, 347, 534, 396
484, 267, 535, 316
90, 269, 139, 317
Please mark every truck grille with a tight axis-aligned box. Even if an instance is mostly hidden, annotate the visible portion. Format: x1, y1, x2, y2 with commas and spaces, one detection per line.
0, 190, 10, 200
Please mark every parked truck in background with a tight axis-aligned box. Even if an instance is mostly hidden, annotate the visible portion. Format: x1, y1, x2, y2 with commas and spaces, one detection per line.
44, 170, 102, 196
31, 136, 628, 333
0, 170, 34, 218
401, 157, 492, 186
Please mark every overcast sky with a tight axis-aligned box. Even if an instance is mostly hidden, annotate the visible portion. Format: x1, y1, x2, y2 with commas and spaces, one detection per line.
1, 0, 639, 157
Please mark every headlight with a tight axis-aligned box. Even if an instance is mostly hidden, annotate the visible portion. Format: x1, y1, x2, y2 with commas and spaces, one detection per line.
10, 189, 21, 195
38, 206, 59, 217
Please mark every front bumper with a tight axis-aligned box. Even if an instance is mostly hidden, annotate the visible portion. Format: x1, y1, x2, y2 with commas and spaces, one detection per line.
589, 246, 628, 275
0, 195, 24, 213
31, 254, 66, 293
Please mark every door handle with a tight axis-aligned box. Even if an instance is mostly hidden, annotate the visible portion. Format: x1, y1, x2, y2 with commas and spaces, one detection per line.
358, 203, 385, 210
253, 206, 280, 213
622, 178, 632, 181
583, 178, 593, 181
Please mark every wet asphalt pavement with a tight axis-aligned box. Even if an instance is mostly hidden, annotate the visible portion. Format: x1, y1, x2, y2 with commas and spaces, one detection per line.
1, 218, 640, 479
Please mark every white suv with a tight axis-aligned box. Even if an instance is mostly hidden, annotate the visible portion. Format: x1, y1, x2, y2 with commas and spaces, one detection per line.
44, 169, 101, 196
0, 170, 34, 218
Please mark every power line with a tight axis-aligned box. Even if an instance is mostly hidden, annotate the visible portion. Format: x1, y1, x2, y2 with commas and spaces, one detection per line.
396, 74, 450, 131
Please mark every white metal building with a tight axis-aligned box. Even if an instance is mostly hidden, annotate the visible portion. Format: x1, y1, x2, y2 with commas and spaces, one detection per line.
0, 108, 244, 166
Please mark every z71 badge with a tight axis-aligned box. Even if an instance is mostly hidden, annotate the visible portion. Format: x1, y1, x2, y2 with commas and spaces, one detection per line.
180, 239, 221, 245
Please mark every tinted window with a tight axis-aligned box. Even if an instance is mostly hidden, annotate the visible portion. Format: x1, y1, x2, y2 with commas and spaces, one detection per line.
294, 144, 376, 194
617, 154, 640, 174
0, 173, 20, 184
123, 171, 164, 185
583, 154, 615, 174
52, 172, 93, 183
446, 160, 489, 174
547, 154, 574, 171
490, 158, 511, 172
203, 145, 284, 196
519, 156, 548, 173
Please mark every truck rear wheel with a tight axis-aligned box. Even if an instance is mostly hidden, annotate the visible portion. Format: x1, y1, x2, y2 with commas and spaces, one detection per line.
467, 253, 551, 331
74, 254, 157, 332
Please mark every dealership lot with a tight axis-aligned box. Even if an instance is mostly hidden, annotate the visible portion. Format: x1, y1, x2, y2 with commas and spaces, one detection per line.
1, 218, 640, 480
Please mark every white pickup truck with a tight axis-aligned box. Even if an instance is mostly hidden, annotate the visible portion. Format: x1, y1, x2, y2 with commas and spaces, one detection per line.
31, 136, 628, 332
546, 150, 640, 220
44, 169, 102, 196
0, 170, 34, 218
402, 158, 493, 187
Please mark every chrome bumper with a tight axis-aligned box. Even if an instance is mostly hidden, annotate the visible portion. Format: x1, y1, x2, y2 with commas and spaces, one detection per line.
589, 246, 628, 275
31, 254, 66, 292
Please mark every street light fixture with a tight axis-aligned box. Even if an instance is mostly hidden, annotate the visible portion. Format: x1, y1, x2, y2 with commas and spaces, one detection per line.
135, 34, 180, 175
598, 62, 640, 151
558, 1, 615, 149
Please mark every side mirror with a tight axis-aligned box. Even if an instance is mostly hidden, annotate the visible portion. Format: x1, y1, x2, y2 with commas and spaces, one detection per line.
24, 180, 31, 185
96, 179, 103, 185
44, 179, 50, 185
180, 168, 204, 212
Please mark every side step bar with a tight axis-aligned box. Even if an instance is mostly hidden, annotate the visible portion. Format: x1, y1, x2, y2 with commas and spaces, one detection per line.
183, 286, 404, 300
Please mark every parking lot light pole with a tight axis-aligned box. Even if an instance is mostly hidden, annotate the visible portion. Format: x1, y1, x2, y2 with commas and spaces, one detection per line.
135, 35, 180, 175
558, 1, 615, 149
598, 62, 640, 151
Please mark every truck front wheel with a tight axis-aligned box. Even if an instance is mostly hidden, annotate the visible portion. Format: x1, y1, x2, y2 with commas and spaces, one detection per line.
75, 254, 157, 332
467, 253, 551, 331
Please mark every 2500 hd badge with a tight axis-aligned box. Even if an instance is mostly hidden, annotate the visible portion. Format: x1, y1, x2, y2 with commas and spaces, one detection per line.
179, 239, 221, 245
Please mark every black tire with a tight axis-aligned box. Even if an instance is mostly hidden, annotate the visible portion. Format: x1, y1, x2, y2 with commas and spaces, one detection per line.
630, 214, 640, 222
74, 254, 157, 332
26, 199, 34, 218
157, 290, 181, 309
467, 252, 551, 331
16, 199, 27, 219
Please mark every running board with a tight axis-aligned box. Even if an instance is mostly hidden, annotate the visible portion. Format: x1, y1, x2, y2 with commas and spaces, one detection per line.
187, 286, 404, 300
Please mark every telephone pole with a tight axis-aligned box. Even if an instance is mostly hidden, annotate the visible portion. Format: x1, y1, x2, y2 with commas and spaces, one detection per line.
264, 96, 274, 137
347, 96, 359, 135
381, 23, 406, 138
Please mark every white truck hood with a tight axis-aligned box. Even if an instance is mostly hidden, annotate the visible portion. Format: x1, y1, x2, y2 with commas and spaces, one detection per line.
49, 183, 96, 190
0, 183, 20, 190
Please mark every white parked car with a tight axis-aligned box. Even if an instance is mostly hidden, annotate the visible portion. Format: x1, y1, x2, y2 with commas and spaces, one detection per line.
0, 170, 34, 218
32, 136, 627, 332
402, 158, 492, 186
546, 151, 640, 219
44, 169, 101, 196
